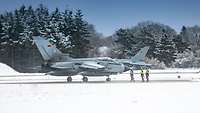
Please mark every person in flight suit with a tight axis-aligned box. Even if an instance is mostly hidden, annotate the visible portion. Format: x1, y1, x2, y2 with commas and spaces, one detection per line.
140, 68, 145, 82
130, 67, 134, 82
145, 69, 150, 82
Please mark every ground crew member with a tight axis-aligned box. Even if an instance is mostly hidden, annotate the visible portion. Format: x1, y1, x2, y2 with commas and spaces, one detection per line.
145, 69, 149, 82
130, 68, 134, 82
140, 68, 144, 82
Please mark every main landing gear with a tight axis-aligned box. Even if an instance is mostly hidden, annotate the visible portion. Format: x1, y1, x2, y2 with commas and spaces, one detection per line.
82, 76, 88, 82
67, 76, 88, 83
67, 76, 112, 83
67, 76, 72, 82
106, 76, 111, 82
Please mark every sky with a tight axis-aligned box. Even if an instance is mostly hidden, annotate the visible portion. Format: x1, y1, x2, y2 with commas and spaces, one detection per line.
0, 0, 200, 36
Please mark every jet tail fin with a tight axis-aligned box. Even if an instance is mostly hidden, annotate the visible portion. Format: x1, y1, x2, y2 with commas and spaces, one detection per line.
33, 36, 64, 61
131, 46, 150, 62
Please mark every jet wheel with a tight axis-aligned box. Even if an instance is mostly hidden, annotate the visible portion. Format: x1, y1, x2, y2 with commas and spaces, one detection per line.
67, 76, 72, 82
106, 77, 111, 82
82, 76, 88, 82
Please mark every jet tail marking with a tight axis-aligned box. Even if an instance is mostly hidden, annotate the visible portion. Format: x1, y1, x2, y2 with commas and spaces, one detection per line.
33, 36, 64, 61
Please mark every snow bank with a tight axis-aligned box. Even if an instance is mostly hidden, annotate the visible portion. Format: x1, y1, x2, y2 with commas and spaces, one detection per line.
0, 63, 45, 76
0, 63, 19, 76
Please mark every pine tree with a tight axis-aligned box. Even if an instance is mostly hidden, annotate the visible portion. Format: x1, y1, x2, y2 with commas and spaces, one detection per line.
114, 28, 137, 58
13, 9, 24, 43
173, 35, 190, 53
61, 10, 74, 37
0, 13, 10, 45
180, 26, 189, 42
19, 5, 26, 16
0, 15, 3, 32
0, 15, 5, 45
6, 12, 16, 44
60, 9, 74, 52
156, 34, 176, 67
26, 6, 40, 36
35, 4, 50, 35
51, 8, 62, 23
115, 28, 136, 50
71, 9, 90, 57
46, 8, 63, 49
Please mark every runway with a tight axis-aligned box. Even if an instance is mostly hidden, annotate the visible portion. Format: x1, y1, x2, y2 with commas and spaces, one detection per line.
0, 72, 199, 84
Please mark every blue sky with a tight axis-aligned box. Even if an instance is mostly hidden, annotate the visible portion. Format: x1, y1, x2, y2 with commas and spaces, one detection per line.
0, 0, 200, 36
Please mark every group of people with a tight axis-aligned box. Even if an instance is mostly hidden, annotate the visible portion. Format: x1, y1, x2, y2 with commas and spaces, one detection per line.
130, 68, 149, 82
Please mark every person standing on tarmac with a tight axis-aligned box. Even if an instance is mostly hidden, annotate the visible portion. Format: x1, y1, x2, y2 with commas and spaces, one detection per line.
145, 69, 150, 82
140, 68, 145, 82
130, 68, 134, 82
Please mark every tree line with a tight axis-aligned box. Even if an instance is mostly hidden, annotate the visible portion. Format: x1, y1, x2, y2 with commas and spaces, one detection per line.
0, 4, 200, 71
113, 22, 200, 68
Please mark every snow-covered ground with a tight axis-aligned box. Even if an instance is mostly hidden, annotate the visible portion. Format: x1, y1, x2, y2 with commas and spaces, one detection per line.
0, 63, 45, 76
0, 81, 200, 113
0, 62, 200, 113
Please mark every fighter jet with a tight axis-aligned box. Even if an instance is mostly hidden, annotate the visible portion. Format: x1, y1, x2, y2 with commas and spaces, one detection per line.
115, 46, 151, 70
33, 36, 125, 82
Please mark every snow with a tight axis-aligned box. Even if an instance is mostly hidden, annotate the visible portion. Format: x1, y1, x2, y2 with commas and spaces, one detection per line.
0, 81, 200, 113
0, 63, 20, 75
0, 62, 200, 113
0, 63, 45, 76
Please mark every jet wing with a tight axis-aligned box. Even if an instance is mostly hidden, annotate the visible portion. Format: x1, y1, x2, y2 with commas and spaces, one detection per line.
131, 62, 152, 66
51, 62, 74, 69
80, 61, 105, 70
121, 60, 151, 66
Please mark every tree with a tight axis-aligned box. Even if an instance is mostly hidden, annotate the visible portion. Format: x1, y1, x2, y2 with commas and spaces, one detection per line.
173, 35, 190, 53
0, 13, 10, 45
0, 15, 4, 37
35, 4, 50, 35
6, 12, 16, 44
115, 28, 136, 50
45, 8, 63, 49
114, 28, 137, 58
180, 25, 200, 50
13, 9, 25, 43
180, 26, 190, 42
70, 9, 90, 57
114, 21, 177, 60
61, 10, 74, 37
26, 6, 40, 36
156, 34, 176, 67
